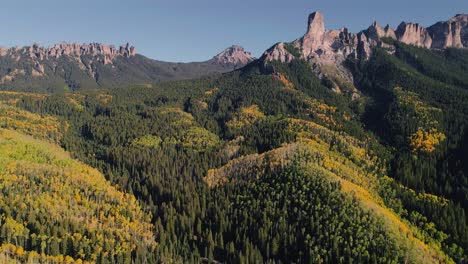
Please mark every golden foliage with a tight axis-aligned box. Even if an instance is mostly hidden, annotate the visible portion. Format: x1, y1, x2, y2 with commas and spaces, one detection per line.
409, 128, 446, 153
182, 127, 220, 152
158, 107, 220, 151
158, 107, 195, 127
393, 87, 446, 153
131, 134, 162, 148
0, 91, 48, 108
96, 93, 113, 104
226, 104, 266, 129
206, 117, 375, 190
195, 99, 209, 110
0, 129, 156, 262
0, 91, 48, 100
0, 243, 92, 264
66, 94, 85, 111
302, 98, 340, 127
204, 87, 219, 96
204, 129, 448, 263
0, 104, 67, 143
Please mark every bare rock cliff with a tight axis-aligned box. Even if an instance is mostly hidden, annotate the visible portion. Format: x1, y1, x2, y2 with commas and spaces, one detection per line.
396, 22, 432, 48
428, 14, 468, 49
260, 11, 467, 99
211, 45, 254, 66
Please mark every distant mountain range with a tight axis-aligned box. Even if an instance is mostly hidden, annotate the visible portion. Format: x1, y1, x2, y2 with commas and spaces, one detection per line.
0, 43, 254, 92
0, 13, 466, 93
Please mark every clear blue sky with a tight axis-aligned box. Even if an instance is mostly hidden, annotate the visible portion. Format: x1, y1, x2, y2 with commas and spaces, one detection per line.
1, 0, 466, 62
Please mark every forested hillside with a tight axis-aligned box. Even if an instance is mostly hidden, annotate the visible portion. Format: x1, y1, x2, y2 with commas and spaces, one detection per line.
0, 101, 156, 263
0, 20, 468, 263
0, 37, 466, 263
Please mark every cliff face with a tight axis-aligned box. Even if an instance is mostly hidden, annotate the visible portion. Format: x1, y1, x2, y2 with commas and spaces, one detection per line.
0, 42, 137, 81
428, 14, 468, 49
262, 12, 468, 67
395, 22, 433, 48
261, 12, 468, 82
261, 43, 296, 63
390, 14, 468, 49
1, 42, 136, 63
261, 11, 368, 86
260, 12, 467, 98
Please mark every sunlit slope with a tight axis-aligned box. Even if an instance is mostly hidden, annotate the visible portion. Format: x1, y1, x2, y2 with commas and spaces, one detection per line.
0, 105, 156, 263
205, 117, 452, 263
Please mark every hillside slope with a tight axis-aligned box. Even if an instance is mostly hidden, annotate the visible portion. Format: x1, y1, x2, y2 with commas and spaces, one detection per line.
0, 11, 467, 264
0, 105, 156, 263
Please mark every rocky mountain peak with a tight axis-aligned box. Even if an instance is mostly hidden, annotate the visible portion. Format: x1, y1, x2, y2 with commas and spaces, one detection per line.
367, 22, 386, 40
262, 11, 363, 84
211, 45, 254, 66
260, 11, 468, 100
384, 25, 397, 39
306, 12, 325, 37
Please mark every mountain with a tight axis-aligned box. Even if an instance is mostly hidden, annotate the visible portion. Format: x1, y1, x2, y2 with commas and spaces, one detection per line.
1, 10, 468, 264
261, 12, 467, 97
0, 43, 254, 92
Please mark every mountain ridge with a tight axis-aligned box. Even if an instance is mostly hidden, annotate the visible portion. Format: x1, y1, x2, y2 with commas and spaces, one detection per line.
0, 43, 253, 91
260, 12, 467, 96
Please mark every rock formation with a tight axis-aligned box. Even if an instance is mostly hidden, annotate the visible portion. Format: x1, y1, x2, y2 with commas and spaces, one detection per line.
260, 11, 467, 99
261, 43, 295, 63
0, 42, 255, 89
211, 45, 254, 66
366, 22, 397, 41
428, 14, 468, 49
262, 11, 365, 84
261, 12, 468, 86
0, 42, 136, 63
395, 22, 432, 48
0, 42, 137, 82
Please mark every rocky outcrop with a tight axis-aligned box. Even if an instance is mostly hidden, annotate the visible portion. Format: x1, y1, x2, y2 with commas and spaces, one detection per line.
0, 42, 137, 82
366, 22, 397, 41
261, 11, 468, 88
1, 42, 136, 62
391, 15, 468, 49
262, 11, 365, 84
294, 12, 361, 63
211, 45, 254, 66
395, 22, 432, 48
366, 22, 386, 41
0, 69, 25, 84
428, 14, 468, 49
0, 47, 7, 56
261, 43, 295, 63
384, 25, 397, 40
300, 11, 326, 54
